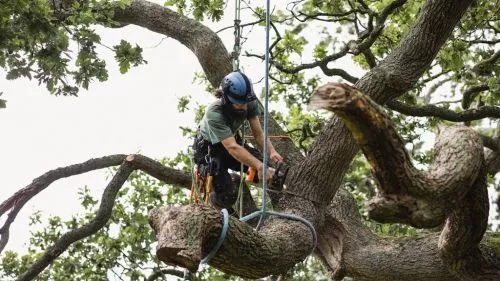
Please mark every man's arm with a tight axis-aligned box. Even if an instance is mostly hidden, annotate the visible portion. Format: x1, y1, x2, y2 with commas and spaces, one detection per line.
248, 116, 283, 164
221, 136, 275, 183
221, 136, 263, 170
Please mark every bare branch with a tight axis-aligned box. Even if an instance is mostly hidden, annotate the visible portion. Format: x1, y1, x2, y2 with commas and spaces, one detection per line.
271, 44, 350, 74
386, 100, 500, 122
13, 154, 198, 280
0, 155, 126, 254
352, 0, 408, 54
17, 158, 135, 281
472, 49, 500, 76
462, 84, 490, 109
0, 154, 192, 256
362, 49, 377, 68
318, 66, 359, 83
464, 38, 500, 44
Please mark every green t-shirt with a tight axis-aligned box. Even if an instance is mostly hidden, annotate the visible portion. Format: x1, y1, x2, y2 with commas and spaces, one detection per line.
199, 100, 260, 144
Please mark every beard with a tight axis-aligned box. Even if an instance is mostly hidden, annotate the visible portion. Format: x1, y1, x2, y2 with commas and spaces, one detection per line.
223, 104, 247, 119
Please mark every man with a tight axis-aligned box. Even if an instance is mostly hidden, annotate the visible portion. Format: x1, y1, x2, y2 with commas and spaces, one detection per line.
193, 71, 284, 210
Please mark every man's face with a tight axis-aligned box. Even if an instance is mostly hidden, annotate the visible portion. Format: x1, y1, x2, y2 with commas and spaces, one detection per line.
232, 103, 247, 112
225, 103, 247, 119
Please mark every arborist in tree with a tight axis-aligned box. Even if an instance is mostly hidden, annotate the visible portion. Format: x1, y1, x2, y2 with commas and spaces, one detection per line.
193, 71, 284, 211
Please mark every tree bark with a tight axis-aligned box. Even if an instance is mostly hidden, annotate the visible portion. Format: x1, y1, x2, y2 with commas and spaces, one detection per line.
308, 82, 499, 279
322, 188, 500, 281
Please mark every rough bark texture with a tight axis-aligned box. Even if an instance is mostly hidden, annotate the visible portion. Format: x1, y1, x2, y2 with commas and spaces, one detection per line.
287, 0, 476, 204
308, 82, 498, 279
322, 188, 500, 281
149, 204, 315, 278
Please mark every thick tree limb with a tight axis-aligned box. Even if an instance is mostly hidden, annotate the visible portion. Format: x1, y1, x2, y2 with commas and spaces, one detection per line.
2, 152, 264, 280
9, 154, 214, 280
148, 204, 317, 278
318, 66, 359, 84
309, 83, 484, 226
323, 189, 500, 281
309, 83, 497, 279
38, 0, 491, 280
462, 84, 490, 110
288, 0, 475, 204
113, 0, 232, 87
386, 99, 500, 122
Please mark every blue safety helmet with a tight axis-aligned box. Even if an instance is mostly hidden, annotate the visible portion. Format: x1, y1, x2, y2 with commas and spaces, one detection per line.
220, 71, 257, 104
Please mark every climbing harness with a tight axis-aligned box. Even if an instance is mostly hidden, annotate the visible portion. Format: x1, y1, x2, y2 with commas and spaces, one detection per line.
193, 0, 317, 267
189, 146, 214, 205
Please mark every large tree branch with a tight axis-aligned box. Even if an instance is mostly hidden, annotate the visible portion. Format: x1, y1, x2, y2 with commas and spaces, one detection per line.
112, 0, 232, 87
148, 203, 317, 278
309, 83, 496, 279
3, 153, 263, 279
323, 188, 500, 281
288, 0, 475, 203
386, 99, 500, 122
462, 84, 490, 110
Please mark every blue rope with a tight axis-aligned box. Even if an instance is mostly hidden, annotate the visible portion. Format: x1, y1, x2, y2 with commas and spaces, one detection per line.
240, 211, 317, 253
256, 0, 272, 232
249, 0, 318, 253
201, 208, 230, 264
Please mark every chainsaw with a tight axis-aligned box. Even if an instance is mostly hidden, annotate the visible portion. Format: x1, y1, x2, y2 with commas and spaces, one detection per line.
246, 162, 289, 190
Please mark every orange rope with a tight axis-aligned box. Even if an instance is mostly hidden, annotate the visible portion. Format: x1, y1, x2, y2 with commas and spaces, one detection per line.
244, 135, 291, 139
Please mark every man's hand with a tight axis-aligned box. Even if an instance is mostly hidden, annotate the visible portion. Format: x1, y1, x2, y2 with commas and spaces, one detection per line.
257, 164, 275, 183
270, 151, 284, 165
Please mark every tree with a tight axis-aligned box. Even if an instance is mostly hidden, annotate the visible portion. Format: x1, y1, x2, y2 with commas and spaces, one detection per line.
1, 0, 500, 280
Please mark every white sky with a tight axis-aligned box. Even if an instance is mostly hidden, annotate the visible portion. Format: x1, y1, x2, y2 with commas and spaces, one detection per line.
0, 0, 497, 259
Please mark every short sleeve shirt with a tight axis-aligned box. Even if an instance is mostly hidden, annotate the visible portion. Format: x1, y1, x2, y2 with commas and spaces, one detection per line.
199, 100, 260, 144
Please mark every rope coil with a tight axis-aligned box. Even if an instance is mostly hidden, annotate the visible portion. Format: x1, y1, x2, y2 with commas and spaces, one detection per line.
201, 208, 230, 264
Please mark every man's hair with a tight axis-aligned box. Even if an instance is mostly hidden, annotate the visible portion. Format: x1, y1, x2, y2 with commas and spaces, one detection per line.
214, 88, 224, 99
